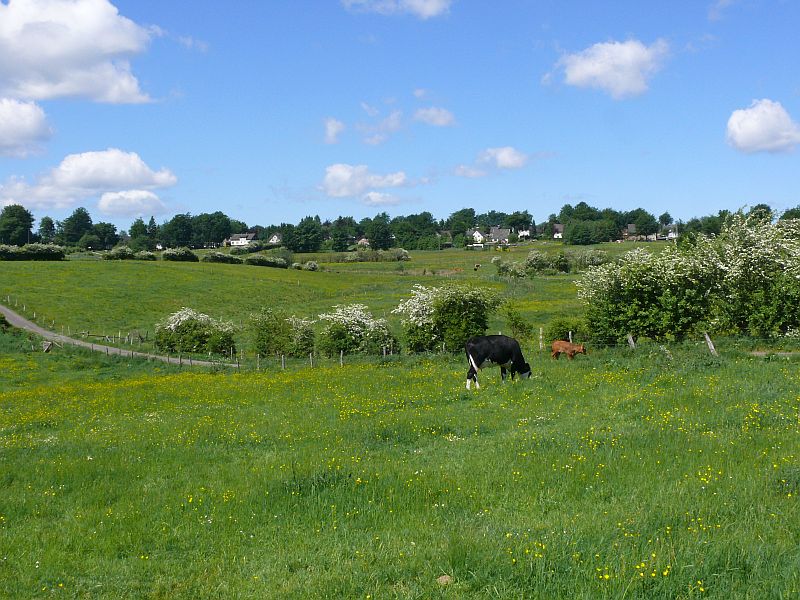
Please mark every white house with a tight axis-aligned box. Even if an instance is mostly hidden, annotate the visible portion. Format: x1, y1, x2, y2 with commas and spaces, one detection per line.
267, 233, 282, 245
553, 223, 564, 239
466, 229, 485, 244
229, 233, 256, 247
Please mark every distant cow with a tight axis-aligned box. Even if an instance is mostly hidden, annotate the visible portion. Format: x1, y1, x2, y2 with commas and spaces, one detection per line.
465, 335, 531, 390
551, 340, 587, 360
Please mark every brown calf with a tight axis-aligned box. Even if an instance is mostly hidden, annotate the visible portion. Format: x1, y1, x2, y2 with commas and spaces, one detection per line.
551, 340, 587, 360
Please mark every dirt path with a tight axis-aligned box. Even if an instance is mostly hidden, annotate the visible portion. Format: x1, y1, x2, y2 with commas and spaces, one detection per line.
0, 303, 233, 368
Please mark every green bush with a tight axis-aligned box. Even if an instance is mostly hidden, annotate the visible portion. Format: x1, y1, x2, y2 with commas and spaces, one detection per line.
202, 251, 243, 264
251, 309, 314, 358
162, 247, 199, 262
154, 307, 236, 355
134, 251, 157, 261
393, 284, 500, 352
243, 254, 288, 268
544, 317, 590, 344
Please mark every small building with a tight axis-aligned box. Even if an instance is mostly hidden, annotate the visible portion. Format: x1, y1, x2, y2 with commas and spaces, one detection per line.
267, 233, 282, 245
229, 233, 256, 247
466, 229, 485, 244
489, 227, 511, 244
553, 223, 564, 239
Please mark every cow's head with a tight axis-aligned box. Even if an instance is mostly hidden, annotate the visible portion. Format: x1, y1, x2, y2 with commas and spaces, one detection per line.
519, 363, 532, 378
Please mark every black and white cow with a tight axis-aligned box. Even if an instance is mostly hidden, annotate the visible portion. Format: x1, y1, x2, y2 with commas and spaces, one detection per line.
465, 335, 531, 390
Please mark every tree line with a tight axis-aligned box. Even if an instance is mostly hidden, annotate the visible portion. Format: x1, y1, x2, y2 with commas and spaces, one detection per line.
2, 201, 798, 252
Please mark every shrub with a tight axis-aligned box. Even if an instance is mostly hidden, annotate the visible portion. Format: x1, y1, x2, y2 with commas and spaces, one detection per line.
303, 261, 319, 271
162, 247, 199, 262
393, 284, 500, 352
577, 212, 800, 343
250, 309, 315, 358
103, 246, 135, 260
544, 317, 590, 344
202, 251, 242, 264
244, 254, 288, 268
317, 304, 397, 356
341, 248, 410, 263
134, 251, 157, 261
0, 243, 66, 261
154, 307, 236, 354
501, 302, 533, 340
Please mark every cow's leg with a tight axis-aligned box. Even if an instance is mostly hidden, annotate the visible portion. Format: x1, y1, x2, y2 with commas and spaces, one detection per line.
501, 366, 508, 382
567, 351, 574, 360
552, 351, 559, 359
466, 352, 480, 390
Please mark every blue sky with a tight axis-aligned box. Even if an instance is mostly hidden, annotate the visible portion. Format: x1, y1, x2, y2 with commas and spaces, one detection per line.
1, 0, 799, 231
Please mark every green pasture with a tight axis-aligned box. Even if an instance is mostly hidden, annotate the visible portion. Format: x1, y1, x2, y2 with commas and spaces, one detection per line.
1, 326, 799, 598
0, 249, 581, 354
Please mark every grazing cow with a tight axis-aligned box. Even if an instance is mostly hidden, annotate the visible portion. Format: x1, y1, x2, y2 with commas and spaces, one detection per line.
465, 335, 531, 390
551, 340, 587, 360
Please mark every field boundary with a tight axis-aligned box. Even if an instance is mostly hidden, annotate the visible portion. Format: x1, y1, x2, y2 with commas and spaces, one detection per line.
0, 303, 234, 368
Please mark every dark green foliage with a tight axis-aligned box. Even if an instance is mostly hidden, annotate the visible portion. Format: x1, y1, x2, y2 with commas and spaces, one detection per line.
544, 317, 590, 344
0, 204, 34, 245
432, 287, 500, 352
201, 251, 243, 264
243, 254, 288, 268
501, 303, 533, 340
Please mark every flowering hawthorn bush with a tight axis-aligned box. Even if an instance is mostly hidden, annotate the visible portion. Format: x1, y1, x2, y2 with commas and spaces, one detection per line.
317, 304, 397, 356
578, 212, 800, 343
162, 247, 199, 262
155, 307, 236, 354
393, 284, 500, 352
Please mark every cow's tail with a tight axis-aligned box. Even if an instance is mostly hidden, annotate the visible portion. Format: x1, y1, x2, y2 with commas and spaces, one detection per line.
467, 351, 480, 373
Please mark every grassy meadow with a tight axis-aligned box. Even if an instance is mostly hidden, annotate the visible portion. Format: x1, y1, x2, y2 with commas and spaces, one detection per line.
1, 243, 799, 598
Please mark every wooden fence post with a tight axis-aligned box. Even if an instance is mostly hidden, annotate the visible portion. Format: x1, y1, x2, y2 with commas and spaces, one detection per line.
703, 332, 718, 356
627, 334, 636, 349
539, 327, 543, 351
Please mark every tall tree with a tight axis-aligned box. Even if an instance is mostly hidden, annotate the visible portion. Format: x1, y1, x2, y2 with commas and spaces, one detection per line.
366, 212, 392, 250
38, 216, 56, 243
291, 215, 324, 253
161, 213, 193, 247
0, 204, 34, 245
92, 222, 119, 249
60, 207, 93, 245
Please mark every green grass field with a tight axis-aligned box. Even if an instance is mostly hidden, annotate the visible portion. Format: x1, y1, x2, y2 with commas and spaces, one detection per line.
2, 244, 799, 598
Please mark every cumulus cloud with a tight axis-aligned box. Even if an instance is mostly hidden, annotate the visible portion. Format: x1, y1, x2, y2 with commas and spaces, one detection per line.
324, 117, 345, 144
553, 39, 669, 99
726, 99, 800, 153
98, 189, 166, 217
480, 146, 528, 169
0, 148, 176, 211
0, 0, 152, 103
322, 163, 407, 198
0, 98, 52, 157
414, 106, 455, 127
342, 0, 452, 19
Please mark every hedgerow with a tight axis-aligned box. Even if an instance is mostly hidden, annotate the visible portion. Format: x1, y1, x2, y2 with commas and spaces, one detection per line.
0, 243, 66, 261
250, 308, 314, 358
202, 251, 243, 264
577, 212, 800, 343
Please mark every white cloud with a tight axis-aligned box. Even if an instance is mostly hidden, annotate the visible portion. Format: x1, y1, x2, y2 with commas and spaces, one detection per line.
98, 189, 166, 217
324, 117, 345, 144
359, 109, 403, 145
0, 148, 176, 210
363, 191, 401, 206
342, 0, 452, 19
0, 0, 152, 103
726, 99, 800, 153
0, 98, 52, 157
322, 163, 407, 197
414, 106, 455, 127
709, 0, 736, 21
554, 39, 669, 99
454, 164, 486, 178
480, 146, 528, 169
